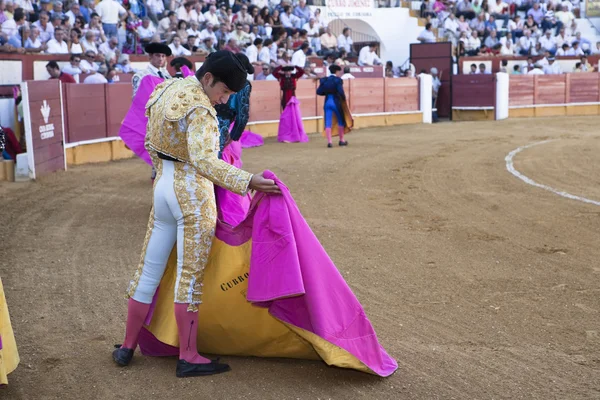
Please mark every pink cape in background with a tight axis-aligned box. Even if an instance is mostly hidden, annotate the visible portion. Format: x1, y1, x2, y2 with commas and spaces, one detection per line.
277, 96, 309, 143
240, 130, 264, 148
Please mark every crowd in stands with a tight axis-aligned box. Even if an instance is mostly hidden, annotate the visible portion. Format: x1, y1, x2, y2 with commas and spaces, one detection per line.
416, 0, 600, 73
0, 0, 384, 83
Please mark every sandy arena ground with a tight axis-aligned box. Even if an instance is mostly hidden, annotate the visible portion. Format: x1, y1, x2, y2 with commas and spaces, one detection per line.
1, 117, 599, 400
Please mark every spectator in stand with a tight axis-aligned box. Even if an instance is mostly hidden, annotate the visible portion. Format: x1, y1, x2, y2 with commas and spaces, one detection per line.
80, 50, 99, 72
555, 4, 575, 35
456, 0, 476, 20
417, 23, 437, 43
539, 29, 557, 54
527, 3, 543, 26
94, 0, 127, 39
62, 54, 83, 82
291, 41, 308, 68
319, 26, 337, 56
556, 42, 570, 56
512, 64, 522, 74
528, 62, 544, 74
517, 29, 534, 55
478, 63, 489, 74
303, 17, 320, 53
470, 13, 486, 37
245, 37, 261, 63
99, 36, 119, 58
573, 32, 591, 54
183, 35, 199, 53
444, 13, 459, 45
465, 30, 481, 56
489, 0, 510, 28
500, 59, 508, 73
115, 54, 133, 73
137, 17, 156, 46
457, 15, 471, 34
177, 1, 198, 23
341, 66, 355, 80
337, 27, 353, 56
577, 55, 592, 72
46, 60, 76, 83
46, 27, 69, 53
83, 67, 108, 83
570, 41, 584, 56
254, 64, 271, 80
81, 30, 98, 54
500, 36, 516, 55
484, 29, 499, 49
27, 27, 46, 52
169, 35, 191, 56
293, 0, 311, 27
2, 6, 24, 36
358, 43, 382, 66
420, 0, 436, 19
543, 56, 562, 74
33, 11, 54, 43
198, 36, 216, 54
469, 63, 477, 73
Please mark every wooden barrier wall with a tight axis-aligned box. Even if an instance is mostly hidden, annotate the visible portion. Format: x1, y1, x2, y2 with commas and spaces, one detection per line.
452, 74, 496, 107
459, 55, 600, 74
508, 74, 600, 106
25, 77, 420, 145
22, 79, 66, 178
248, 78, 420, 122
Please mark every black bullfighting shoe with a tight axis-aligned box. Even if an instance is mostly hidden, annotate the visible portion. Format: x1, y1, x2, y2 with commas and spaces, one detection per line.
175, 359, 231, 378
112, 344, 134, 366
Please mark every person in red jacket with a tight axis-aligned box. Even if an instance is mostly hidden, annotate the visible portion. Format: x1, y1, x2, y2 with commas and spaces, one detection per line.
272, 65, 304, 111
46, 61, 76, 84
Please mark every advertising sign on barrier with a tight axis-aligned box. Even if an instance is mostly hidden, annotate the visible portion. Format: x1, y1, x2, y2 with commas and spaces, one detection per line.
20, 79, 67, 179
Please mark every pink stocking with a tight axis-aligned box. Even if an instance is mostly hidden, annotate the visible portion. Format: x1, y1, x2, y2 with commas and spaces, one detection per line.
338, 126, 345, 142
122, 298, 151, 350
174, 303, 211, 364
325, 127, 332, 144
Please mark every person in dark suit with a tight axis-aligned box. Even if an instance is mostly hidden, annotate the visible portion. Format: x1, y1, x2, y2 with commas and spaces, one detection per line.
316, 65, 351, 148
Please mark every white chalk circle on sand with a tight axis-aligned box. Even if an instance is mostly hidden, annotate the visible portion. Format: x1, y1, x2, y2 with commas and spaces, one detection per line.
505, 139, 600, 207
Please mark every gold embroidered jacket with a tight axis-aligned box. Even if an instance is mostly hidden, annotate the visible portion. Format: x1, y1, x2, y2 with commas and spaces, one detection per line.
144, 77, 253, 195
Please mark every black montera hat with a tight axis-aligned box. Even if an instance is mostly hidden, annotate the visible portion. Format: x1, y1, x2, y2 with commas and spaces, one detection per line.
200, 50, 251, 92
145, 42, 172, 56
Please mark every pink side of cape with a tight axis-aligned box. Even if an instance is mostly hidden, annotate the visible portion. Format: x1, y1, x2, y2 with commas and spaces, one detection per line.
277, 97, 309, 143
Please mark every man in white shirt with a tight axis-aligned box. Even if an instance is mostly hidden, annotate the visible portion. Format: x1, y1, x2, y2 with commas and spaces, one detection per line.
417, 23, 437, 43
518, 29, 534, 55
291, 42, 309, 68
177, 1, 199, 23
528, 63, 545, 74
95, 0, 126, 39
65, 2, 81, 26
444, 13, 459, 45
62, 53, 83, 83
198, 23, 217, 43
2, 7, 25, 37
33, 11, 54, 43
83, 69, 108, 84
169, 35, 192, 56
539, 30, 556, 53
98, 36, 119, 58
542, 57, 562, 74
259, 38, 271, 64
203, 5, 219, 26
137, 17, 156, 46
337, 27, 353, 55
46, 27, 69, 53
358, 43, 382, 66
245, 37, 260, 63
79, 51, 99, 73
341, 66, 355, 80
302, 17, 320, 53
